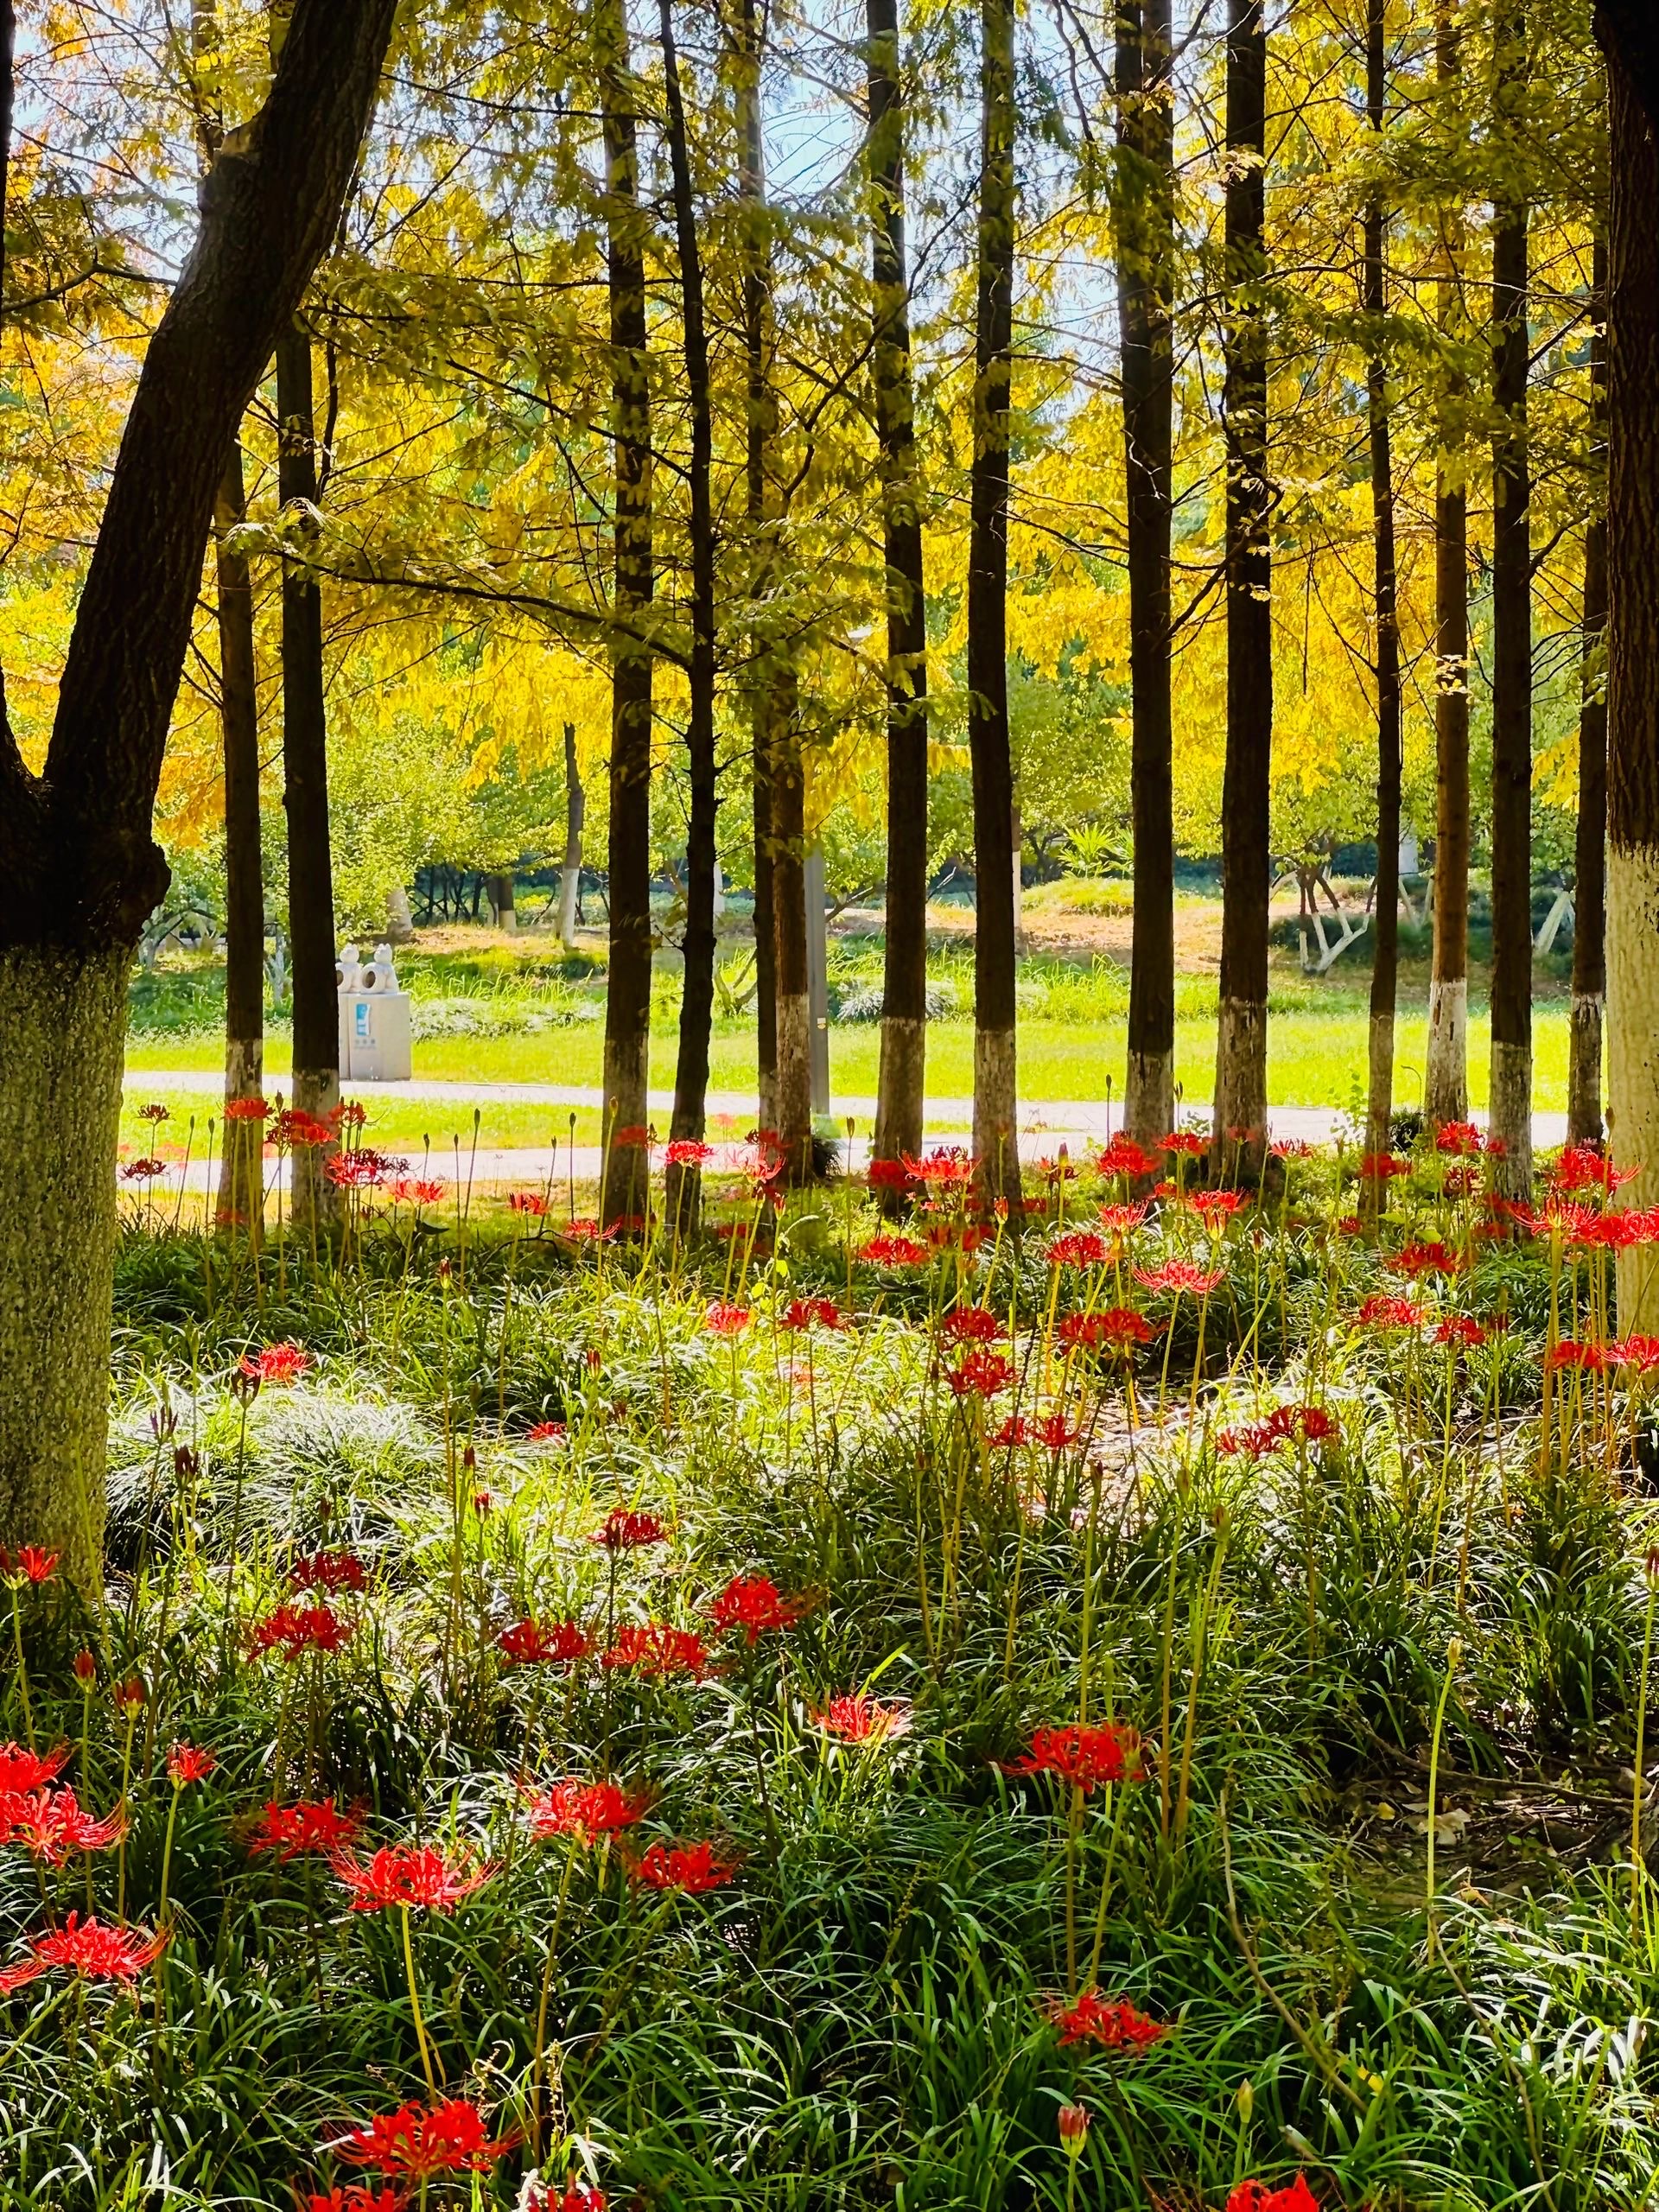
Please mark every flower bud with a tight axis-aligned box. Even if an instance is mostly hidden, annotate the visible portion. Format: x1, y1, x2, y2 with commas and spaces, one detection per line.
1236, 2078, 1255, 2123
1058, 2106, 1090, 2158
73, 1649, 97, 1686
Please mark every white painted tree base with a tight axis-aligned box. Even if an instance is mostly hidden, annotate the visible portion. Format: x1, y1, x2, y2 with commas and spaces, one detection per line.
1364, 1009, 1395, 1158
1487, 1037, 1533, 1198
1123, 1047, 1173, 1151
1423, 977, 1468, 1128
974, 1024, 1020, 1206
1609, 845, 1659, 1331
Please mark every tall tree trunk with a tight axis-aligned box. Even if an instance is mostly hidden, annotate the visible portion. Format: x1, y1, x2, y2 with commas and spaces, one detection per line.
1117, 0, 1176, 1152
969, 0, 1020, 1212
487, 870, 517, 930
1212, 0, 1272, 1176
1487, 1, 1532, 1192
214, 443, 266, 1234
770, 670, 813, 1180
1605, 55, 1659, 1326
1363, 0, 1402, 1166
740, 0, 779, 1137
868, 0, 930, 1192
596, 0, 654, 1223
0, 0, 397, 1581
1568, 237, 1608, 1147
558, 721, 585, 948
661, 0, 720, 1230
753, 726, 778, 1128
1425, 0, 1470, 1130
276, 321, 340, 1230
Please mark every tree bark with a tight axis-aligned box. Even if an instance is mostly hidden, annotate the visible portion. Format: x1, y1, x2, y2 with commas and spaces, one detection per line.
1426, 0, 1470, 1131
770, 670, 813, 1181
558, 721, 585, 948
868, 0, 931, 1192
596, 0, 655, 1224
660, 0, 721, 1231
0, 0, 397, 1580
1212, 0, 1272, 1177
1596, 5, 1659, 132
1605, 56, 1659, 1326
1568, 236, 1608, 1147
969, 0, 1020, 1212
1487, 1, 1533, 1193
1117, 0, 1176, 1152
213, 442, 266, 1235
1363, 0, 1402, 1167
276, 320, 340, 1229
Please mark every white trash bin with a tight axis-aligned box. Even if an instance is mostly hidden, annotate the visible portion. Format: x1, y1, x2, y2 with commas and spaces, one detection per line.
336, 941, 413, 1083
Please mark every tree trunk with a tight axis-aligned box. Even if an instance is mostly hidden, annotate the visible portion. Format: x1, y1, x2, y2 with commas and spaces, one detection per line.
1487, 10, 1532, 1193
276, 321, 340, 1229
660, 0, 720, 1231
868, 0, 930, 1194
558, 721, 585, 949
1605, 56, 1659, 1326
1117, 0, 1176, 1151
596, 0, 654, 1223
1212, 0, 1272, 1177
0, 0, 397, 1580
969, 0, 1020, 1212
487, 871, 517, 931
771, 670, 813, 1181
214, 441, 266, 1235
740, 1, 779, 1138
1426, 0, 1470, 1131
1569, 236, 1608, 1147
1363, 0, 1402, 1166
753, 720, 778, 1130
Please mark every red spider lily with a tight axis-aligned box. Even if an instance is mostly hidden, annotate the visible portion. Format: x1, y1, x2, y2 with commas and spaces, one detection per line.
527, 2188, 608, 2212
113, 1676, 148, 1717
525, 1421, 567, 1443
1358, 1151, 1410, 1181
989, 1414, 1032, 1447
275, 1110, 335, 1149
590, 1508, 667, 1551
1096, 1135, 1157, 1180
707, 1574, 805, 1643
1435, 1120, 1484, 1156
1434, 1316, 1488, 1349
1442, 1165, 1480, 1197
857, 1234, 929, 1267
167, 1744, 215, 1787
331, 1843, 495, 1914
1552, 1143, 1638, 1195
1001, 1722, 1141, 1794
867, 1157, 912, 1191
238, 1343, 311, 1386
1546, 1338, 1607, 1373
704, 1302, 753, 1337
522, 1779, 653, 1843
120, 1157, 167, 1182
664, 1138, 714, 1167
1227, 2180, 1319, 2212
810, 1693, 912, 1743
303, 2189, 405, 2212
0, 1548, 58, 1586
0, 1911, 165, 1992
1033, 1413, 1081, 1450
291, 1550, 368, 1596
1393, 1240, 1464, 1276
1357, 1294, 1425, 1331
946, 1350, 1014, 1400
73, 1650, 97, 1686
506, 1190, 550, 1217
1032, 1155, 1078, 1186
137, 1101, 169, 1124
332, 2100, 519, 2178
251, 1603, 354, 1660
1058, 2104, 1090, 2154
1268, 1137, 1314, 1161
247, 1799, 364, 1862
0, 1786, 126, 1866
603, 1624, 713, 1678
387, 1177, 446, 1207
902, 1147, 977, 1187
1133, 1260, 1224, 1297
223, 1095, 270, 1123
326, 1151, 404, 1192
499, 1618, 590, 1666
331, 1102, 367, 1131
781, 1297, 842, 1331
1217, 1422, 1277, 1460
943, 1306, 1001, 1344
1057, 1308, 1155, 1356
1610, 1335, 1659, 1372
564, 1218, 620, 1243
1190, 1189, 1246, 1225
1219, 1404, 1338, 1458
1160, 1131, 1207, 1159
1047, 1230, 1109, 1268
1049, 1990, 1166, 2049
626, 1839, 738, 1892
1096, 1199, 1152, 1236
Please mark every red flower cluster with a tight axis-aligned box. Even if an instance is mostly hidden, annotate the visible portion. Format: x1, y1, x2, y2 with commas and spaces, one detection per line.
387, 1177, 445, 1207
499, 1618, 590, 1666
0, 1911, 165, 1992
704, 1302, 753, 1337
946, 1350, 1014, 1400
1001, 1722, 1141, 1795
626, 1839, 738, 1892
904, 1147, 976, 1187
1359, 1152, 1410, 1182
1611, 1335, 1659, 1372
1357, 1294, 1425, 1331
810, 1694, 912, 1743
523, 1779, 652, 1843
1434, 1316, 1487, 1349
1057, 1308, 1154, 1356
223, 1095, 270, 1124
291, 1550, 368, 1595
276, 1109, 335, 1149
1133, 1260, 1224, 1297
325, 1150, 404, 1192
1191, 1189, 1245, 1224
942, 1306, 1001, 1344
708, 1574, 805, 1643
247, 1799, 364, 1862
331, 1843, 495, 1915
1227, 2179, 1319, 2212
1217, 1404, 1338, 1459
238, 1342, 311, 1386
1161, 1132, 1207, 1159
0, 1784, 126, 1865
304, 2187, 405, 2212
603, 1624, 713, 1678
525, 2187, 608, 2212
509, 1190, 550, 1216
1050, 1990, 1166, 2050
1547, 1338, 1605, 1374
1096, 1135, 1157, 1180
167, 1744, 215, 1788
251, 1603, 354, 1660
0, 1547, 58, 1586
0, 1745, 68, 1793
858, 1235, 929, 1268
1393, 1240, 1463, 1277
590, 1509, 667, 1552
1434, 1120, 1484, 1156
1047, 1231, 1108, 1268
782, 1298, 842, 1331
1552, 1143, 1637, 1195
332, 2100, 518, 2177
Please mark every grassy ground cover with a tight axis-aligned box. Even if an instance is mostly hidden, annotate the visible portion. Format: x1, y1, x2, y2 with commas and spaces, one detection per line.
5, 1135, 1656, 2209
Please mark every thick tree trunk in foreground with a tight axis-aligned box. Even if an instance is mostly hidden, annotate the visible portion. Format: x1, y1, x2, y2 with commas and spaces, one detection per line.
596, 0, 655, 1224
558, 721, 585, 948
969, 0, 1020, 1212
1212, 0, 1272, 1177
1425, 0, 1470, 1130
1487, 31, 1533, 1195
487, 871, 517, 930
753, 723, 778, 1130
1117, 0, 1176, 1151
0, 0, 398, 1579
1569, 239, 1608, 1148
741, 0, 778, 1138
214, 442, 267, 1233
276, 321, 340, 1230
1605, 60, 1659, 1325
661, 0, 720, 1230
868, 0, 930, 1186
771, 671, 813, 1180
1363, 0, 1402, 1166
